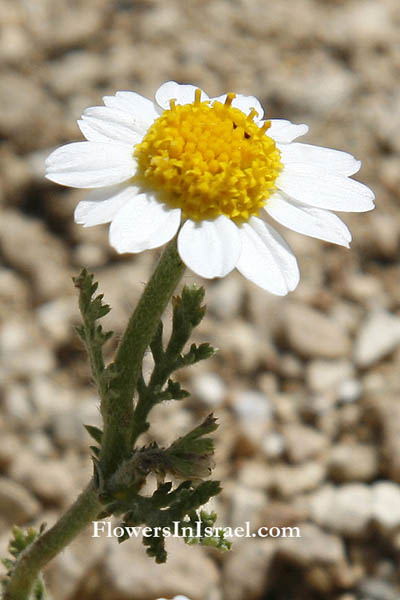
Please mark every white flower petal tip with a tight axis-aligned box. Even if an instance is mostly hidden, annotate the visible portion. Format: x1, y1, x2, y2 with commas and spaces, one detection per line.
45, 142, 136, 188
265, 193, 353, 248
237, 218, 300, 295
278, 164, 375, 213
109, 194, 181, 254
78, 107, 143, 145
74, 185, 138, 227
277, 143, 362, 177
177, 216, 241, 279
267, 120, 309, 143
155, 81, 209, 109
102, 91, 160, 129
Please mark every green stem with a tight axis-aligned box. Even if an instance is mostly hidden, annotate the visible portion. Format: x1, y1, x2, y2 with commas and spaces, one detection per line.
4, 238, 185, 600
100, 237, 185, 477
4, 481, 101, 600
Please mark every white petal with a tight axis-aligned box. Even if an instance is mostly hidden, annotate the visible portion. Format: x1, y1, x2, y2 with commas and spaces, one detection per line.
277, 163, 375, 212
74, 185, 139, 227
265, 193, 352, 247
209, 94, 264, 120
78, 106, 145, 143
102, 92, 159, 133
109, 193, 181, 253
177, 216, 241, 278
237, 217, 299, 295
46, 142, 136, 188
155, 81, 208, 109
278, 142, 361, 176
267, 119, 309, 143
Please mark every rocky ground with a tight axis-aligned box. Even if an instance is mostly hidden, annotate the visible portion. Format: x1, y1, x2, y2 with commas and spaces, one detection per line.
1, 0, 400, 599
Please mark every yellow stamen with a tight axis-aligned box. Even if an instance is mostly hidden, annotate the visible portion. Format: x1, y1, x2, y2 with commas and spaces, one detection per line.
260, 120, 271, 133
134, 93, 282, 224
224, 92, 236, 107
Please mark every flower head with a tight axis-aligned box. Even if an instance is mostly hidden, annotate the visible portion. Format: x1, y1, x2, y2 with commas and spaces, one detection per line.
46, 81, 375, 294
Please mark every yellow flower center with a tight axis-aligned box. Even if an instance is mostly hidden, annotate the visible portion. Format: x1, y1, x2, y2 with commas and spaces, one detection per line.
134, 91, 282, 224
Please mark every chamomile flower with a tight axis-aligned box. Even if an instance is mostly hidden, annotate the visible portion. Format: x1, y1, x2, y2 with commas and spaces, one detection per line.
46, 81, 375, 295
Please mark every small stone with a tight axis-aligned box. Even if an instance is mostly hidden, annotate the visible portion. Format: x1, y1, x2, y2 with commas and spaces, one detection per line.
283, 303, 351, 359
371, 481, 400, 533
228, 485, 267, 532
10, 454, 77, 505
328, 444, 378, 482
258, 373, 278, 396
72, 242, 108, 268
231, 390, 272, 421
222, 538, 276, 600
0, 268, 29, 311
231, 389, 273, 449
306, 360, 355, 394
310, 484, 372, 538
51, 398, 101, 450
36, 297, 78, 346
0, 433, 20, 470
98, 537, 219, 600
282, 423, 328, 463
278, 522, 345, 567
0, 73, 61, 149
370, 214, 399, 260
191, 372, 226, 407
0, 318, 56, 378
30, 376, 75, 417
48, 52, 104, 97
207, 275, 243, 319
237, 460, 271, 489
261, 431, 285, 459
338, 378, 362, 403
0, 25, 33, 63
2, 384, 33, 422
0, 476, 40, 525
366, 393, 400, 483
344, 273, 385, 305
218, 320, 271, 371
46, 528, 109, 600
271, 393, 298, 423
354, 311, 400, 368
271, 462, 325, 498
277, 354, 304, 378
358, 578, 399, 600
0, 210, 71, 301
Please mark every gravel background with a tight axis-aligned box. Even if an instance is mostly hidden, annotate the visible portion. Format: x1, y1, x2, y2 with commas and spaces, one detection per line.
1, 1, 400, 599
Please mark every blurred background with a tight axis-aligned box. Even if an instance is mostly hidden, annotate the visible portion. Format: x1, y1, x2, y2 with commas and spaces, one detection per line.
1, 0, 400, 599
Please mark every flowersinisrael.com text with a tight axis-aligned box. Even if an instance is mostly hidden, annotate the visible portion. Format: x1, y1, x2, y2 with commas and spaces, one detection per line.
92, 520, 301, 539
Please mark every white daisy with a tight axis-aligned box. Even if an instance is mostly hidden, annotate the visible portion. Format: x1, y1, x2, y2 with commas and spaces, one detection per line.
46, 81, 375, 295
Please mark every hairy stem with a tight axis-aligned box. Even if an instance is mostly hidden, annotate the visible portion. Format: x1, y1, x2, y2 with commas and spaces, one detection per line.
4, 238, 185, 600
100, 237, 185, 477
4, 481, 101, 600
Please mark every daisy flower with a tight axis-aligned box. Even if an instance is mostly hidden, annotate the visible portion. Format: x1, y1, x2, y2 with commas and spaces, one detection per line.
46, 81, 375, 295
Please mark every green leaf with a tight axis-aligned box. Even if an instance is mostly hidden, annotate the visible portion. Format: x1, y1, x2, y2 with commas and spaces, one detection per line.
84, 425, 103, 444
